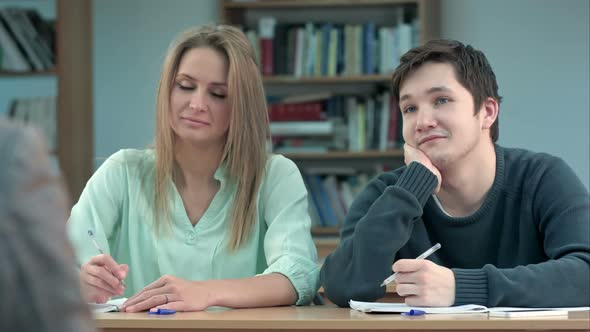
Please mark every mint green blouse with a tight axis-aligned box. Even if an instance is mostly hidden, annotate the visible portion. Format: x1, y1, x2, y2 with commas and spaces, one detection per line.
67, 149, 320, 305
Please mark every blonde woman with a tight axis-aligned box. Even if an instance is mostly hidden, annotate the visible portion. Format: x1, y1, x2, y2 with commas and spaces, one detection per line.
67, 25, 320, 312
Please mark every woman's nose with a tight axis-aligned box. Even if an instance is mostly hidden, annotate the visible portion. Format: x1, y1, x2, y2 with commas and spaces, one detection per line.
189, 91, 208, 111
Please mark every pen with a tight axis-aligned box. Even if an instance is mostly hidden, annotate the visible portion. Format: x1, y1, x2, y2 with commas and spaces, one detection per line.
88, 229, 126, 287
402, 309, 426, 316
148, 308, 177, 315
380, 243, 441, 287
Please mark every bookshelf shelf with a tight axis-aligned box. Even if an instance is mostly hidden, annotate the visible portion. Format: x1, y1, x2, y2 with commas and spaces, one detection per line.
263, 74, 391, 84
0, 69, 57, 77
311, 226, 340, 236
283, 149, 403, 160
224, 0, 419, 9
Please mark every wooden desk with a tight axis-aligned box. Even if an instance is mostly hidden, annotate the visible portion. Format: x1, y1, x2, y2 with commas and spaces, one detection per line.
95, 306, 590, 332
319, 284, 403, 304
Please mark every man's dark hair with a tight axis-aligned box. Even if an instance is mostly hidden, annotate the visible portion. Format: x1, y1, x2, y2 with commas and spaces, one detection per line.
391, 39, 503, 142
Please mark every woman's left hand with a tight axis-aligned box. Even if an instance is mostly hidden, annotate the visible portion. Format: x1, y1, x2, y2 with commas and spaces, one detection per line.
120, 275, 211, 312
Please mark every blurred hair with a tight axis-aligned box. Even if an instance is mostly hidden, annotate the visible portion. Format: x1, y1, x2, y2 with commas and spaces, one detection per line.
0, 121, 94, 332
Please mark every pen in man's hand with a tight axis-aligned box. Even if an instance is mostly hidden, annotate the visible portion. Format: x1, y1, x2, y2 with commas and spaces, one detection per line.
380, 243, 442, 287
88, 229, 126, 286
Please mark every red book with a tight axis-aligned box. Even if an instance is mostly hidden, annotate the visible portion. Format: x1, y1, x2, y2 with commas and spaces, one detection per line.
387, 95, 400, 149
260, 38, 274, 75
269, 102, 325, 121
258, 17, 276, 76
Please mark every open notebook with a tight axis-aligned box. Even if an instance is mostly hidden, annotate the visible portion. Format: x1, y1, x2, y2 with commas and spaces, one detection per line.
349, 300, 590, 315
88, 298, 128, 313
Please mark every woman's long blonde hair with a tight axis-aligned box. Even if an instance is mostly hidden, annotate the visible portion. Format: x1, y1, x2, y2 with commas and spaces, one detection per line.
153, 25, 269, 250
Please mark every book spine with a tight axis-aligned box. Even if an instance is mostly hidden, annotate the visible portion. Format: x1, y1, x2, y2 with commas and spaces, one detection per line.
258, 17, 276, 76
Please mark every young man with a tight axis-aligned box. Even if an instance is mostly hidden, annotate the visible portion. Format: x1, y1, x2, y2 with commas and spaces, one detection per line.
321, 40, 590, 308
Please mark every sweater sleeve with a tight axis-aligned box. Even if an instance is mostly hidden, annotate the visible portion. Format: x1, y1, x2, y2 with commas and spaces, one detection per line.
453, 157, 590, 307
320, 162, 438, 307
258, 156, 321, 305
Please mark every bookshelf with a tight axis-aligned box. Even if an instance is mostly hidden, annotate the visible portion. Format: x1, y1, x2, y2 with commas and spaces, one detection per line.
0, 0, 92, 203
220, 0, 439, 260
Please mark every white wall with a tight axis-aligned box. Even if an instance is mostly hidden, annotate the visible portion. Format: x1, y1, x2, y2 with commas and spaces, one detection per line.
92, 0, 217, 166
441, 0, 590, 188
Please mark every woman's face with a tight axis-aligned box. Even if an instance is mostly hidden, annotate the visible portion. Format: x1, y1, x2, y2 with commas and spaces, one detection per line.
169, 47, 231, 147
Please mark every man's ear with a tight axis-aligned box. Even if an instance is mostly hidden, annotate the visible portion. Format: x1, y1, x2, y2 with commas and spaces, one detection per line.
480, 97, 499, 130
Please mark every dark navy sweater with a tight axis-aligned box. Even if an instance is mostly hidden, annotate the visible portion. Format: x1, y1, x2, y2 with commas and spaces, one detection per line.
321, 145, 590, 307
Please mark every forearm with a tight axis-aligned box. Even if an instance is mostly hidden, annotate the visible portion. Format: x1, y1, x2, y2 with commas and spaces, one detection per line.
205, 273, 297, 308
322, 163, 438, 306
454, 255, 590, 307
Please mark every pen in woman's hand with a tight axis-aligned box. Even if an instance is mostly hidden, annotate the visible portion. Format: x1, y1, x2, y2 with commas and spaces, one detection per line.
380, 243, 442, 287
88, 229, 126, 287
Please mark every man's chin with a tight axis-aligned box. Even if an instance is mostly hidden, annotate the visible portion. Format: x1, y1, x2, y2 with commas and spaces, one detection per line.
429, 154, 449, 170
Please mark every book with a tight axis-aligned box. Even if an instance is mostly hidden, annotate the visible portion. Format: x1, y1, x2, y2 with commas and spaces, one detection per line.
0, 12, 30, 71
488, 310, 568, 318
488, 307, 590, 317
258, 16, 276, 76
270, 121, 333, 136
349, 300, 590, 315
88, 297, 127, 313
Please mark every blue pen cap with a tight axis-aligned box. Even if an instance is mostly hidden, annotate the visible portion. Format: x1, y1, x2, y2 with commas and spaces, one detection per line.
402, 309, 426, 316
148, 308, 176, 315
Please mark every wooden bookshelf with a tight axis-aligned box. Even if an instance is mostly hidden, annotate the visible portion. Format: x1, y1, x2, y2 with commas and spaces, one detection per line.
311, 226, 340, 236
56, 0, 93, 203
314, 237, 340, 259
1, 0, 92, 203
222, 0, 438, 243
221, 0, 440, 44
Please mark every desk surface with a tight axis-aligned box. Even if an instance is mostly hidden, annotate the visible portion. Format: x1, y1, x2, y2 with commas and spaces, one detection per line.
95, 306, 590, 332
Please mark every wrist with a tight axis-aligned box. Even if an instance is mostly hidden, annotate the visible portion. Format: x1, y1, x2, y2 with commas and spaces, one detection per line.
397, 162, 438, 205
199, 279, 224, 307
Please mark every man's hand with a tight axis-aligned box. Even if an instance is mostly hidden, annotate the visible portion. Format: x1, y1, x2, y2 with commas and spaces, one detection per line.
392, 259, 455, 307
120, 275, 211, 312
403, 143, 442, 193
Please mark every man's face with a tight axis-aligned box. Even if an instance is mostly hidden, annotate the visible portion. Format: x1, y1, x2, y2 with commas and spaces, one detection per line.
399, 62, 488, 169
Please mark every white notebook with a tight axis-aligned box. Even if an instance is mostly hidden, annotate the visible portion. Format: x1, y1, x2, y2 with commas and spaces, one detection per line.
349, 300, 487, 314
88, 298, 127, 313
349, 300, 590, 315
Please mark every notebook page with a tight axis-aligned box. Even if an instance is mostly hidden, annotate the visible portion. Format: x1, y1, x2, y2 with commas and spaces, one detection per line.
349, 300, 488, 314
88, 297, 127, 313
489, 306, 590, 313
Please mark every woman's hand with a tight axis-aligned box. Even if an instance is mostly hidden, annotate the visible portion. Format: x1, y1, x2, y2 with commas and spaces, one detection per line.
120, 275, 211, 312
80, 254, 128, 303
